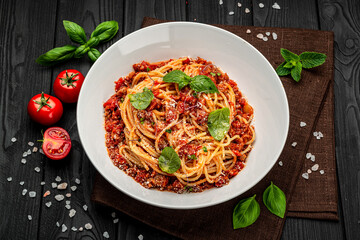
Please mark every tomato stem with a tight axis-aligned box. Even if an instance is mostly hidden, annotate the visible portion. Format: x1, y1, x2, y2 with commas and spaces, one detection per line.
33, 92, 52, 112
59, 70, 79, 88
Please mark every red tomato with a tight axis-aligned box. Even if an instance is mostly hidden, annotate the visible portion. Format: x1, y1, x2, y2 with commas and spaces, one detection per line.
42, 127, 72, 160
27, 92, 63, 126
53, 69, 85, 103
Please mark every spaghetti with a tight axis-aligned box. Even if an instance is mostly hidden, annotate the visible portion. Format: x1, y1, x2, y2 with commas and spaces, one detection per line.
104, 57, 255, 193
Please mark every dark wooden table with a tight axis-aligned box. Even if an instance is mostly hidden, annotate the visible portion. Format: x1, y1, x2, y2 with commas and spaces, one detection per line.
1, 0, 358, 239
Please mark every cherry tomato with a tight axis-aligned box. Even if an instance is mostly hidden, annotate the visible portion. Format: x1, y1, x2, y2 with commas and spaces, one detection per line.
53, 69, 85, 103
27, 92, 63, 126
42, 127, 72, 160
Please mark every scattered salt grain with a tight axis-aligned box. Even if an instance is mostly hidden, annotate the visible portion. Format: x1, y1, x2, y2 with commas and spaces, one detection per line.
52, 183, 57, 188
65, 204, 71, 210
256, 33, 264, 39
55, 194, 65, 201
66, 200, 71, 205
11, 137, 17, 142
75, 178, 81, 184
113, 218, 119, 223
272, 2, 281, 9
307, 169, 312, 174
32, 147, 38, 152
138, 234, 144, 240
22, 189, 28, 195
237, 2, 242, 7
57, 182, 68, 190
21, 158, 26, 164
278, 161, 283, 166
310, 155, 315, 162
259, 3, 264, 8
83, 205, 88, 211
41, 181, 45, 185
71, 227, 77, 232
34, 167, 40, 173
291, 142, 297, 147
56, 222, 60, 227
55, 176, 62, 182
28, 141, 34, 146
302, 173, 309, 180
229, 11, 234, 16
39, 148, 44, 154
272, 32, 278, 40
28, 215, 32, 221
84, 223, 92, 230
318, 132, 323, 138
43, 190, 51, 197
29, 191, 36, 198
320, 170, 325, 175
27, 149, 31, 155
219, 0, 223, 5
246, 29, 251, 34
45, 202, 52, 208
265, 32, 271, 36
300, 121, 307, 127
306, 153, 312, 159
20, 181, 24, 185
111, 212, 116, 218
69, 209, 76, 218
62, 224, 67, 232
263, 36, 268, 41
245, 8, 250, 13
23, 152, 28, 157
311, 164, 319, 171
79, 227, 83, 231
103, 231, 110, 239
66, 193, 71, 198
71, 186, 77, 191
7, 177, 12, 182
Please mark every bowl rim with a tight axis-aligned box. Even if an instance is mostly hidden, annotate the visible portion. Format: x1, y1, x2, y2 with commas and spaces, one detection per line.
77, 21, 289, 209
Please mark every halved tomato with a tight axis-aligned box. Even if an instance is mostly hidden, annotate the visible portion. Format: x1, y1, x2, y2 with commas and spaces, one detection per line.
42, 127, 71, 160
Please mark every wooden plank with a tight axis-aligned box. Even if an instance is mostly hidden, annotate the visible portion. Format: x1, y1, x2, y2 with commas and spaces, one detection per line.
0, 0, 57, 239
252, 1, 345, 239
37, 0, 124, 239
318, 0, 360, 239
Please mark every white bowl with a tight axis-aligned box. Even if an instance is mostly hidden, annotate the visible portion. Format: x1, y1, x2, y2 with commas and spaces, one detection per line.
77, 22, 289, 209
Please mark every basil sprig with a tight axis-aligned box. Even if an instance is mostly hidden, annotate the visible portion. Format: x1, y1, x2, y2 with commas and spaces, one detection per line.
233, 195, 260, 229
263, 182, 286, 218
276, 48, 327, 82
163, 70, 219, 93
129, 87, 154, 110
158, 147, 181, 174
207, 107, 230, 141
36, 20, 119, 66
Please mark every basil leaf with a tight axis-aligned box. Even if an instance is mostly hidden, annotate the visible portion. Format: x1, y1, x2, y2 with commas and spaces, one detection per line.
190, 75, 219, 93
158, 147, 181, 174
233, 195, 260, 229
90, 20, 119, 43
74, 45, 90, 58
63, 20, 87, 44
207, 108, 230, 141
299, 52, 327, 69
86, 36, 100, 48
88, 48, 101, 62
129, 87, 154, 110
280, 48, 299, 62
291, 61, 302, 82
163, 70, 191, 90
276, 61, 292, 76
263, 182, 286, 218
36, 45, 77, 66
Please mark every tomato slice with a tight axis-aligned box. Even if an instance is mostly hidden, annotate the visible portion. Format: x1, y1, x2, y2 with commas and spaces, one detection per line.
42, 127, 71, 160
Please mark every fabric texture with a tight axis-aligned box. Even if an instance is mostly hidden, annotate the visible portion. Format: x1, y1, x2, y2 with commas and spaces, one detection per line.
91, 17, 337, 240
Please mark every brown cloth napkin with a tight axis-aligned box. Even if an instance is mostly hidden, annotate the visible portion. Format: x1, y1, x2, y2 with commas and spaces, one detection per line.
91, 18, 337, 239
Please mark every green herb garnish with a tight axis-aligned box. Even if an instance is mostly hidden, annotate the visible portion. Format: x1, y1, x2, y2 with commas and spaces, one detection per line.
203, 146, 208, 152
210, 72, 216, 77
188, 154, 197, 160
163, 70, 219, 93
217, 73, 221, 76
184, 185, 193, 192
158, 147, 181, 174
207, 107, 230, 141
146, 67, 151, 72
276, 48, 327, 82
36, 20, 119, 66
165, 129, 172, 133
140, 118, 145, 124
233, 195, 260, 229
129, 87, 154, 110
263, 182, 286, 218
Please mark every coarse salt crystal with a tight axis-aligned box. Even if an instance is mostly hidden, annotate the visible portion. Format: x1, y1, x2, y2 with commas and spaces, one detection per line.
71, 227, 77, 232
318, 132, 323, 137
34, 167, 40, 173
263, 36, 268, 41
79, 227, 83, 231
69, 209, 76, 218
29, 191, 36, 198
45, 202, 52, 208
111, 212, 116, 218
306, 153, 312, 159
21, 158, 26, 164
103, 231, 110, 239
256, 33, 264, 39
229, 11, 234, 16
291, 142, 297, 147
23, 152, 28, 157
310, 155, 315, 162
272, 2, 281, 9
65, 205, 71, 210
20, 181, 25, 185
307, 169, 312, 174
75, 178, 80, 184
237, 2, 242, 7
55, 176, 61, 182
245, 8, 250, 13
11, 137, 17, 142
246, 29, 251, 34
313, 131, 318, 136
113, 218, 119, 223
7, 177, 12, 182
66, 200, 71, 205
265, 32, 270, 36
57, 182, 68, 190
22, 189, 28, 195
28, 141, 34, 146
219, 0, 223, 5
51, 183, 57, 188
320, 170, 325, 174
311, 164, 319, 171
259, 3, 264, 8
56, 222, 60, 227
62, 224, 67, 232
83, 205, 88, 211
71, 186, 77, 191
39, 149, 44, 154
316, 136, 321, 140
300, 121, 307, 127
302, 173, 309, 179
272, 32, 278, 40
66, 193, 71, 198
278, 161, 283, 166
43, 190, 51, 197
55, 194, 64, 201
85, 223, 92, 230
27, 149, 31, 155
138, 234, 144, 240
32, 147, 38, 152
28, 215, 32, 221
41, 181, 45, 185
